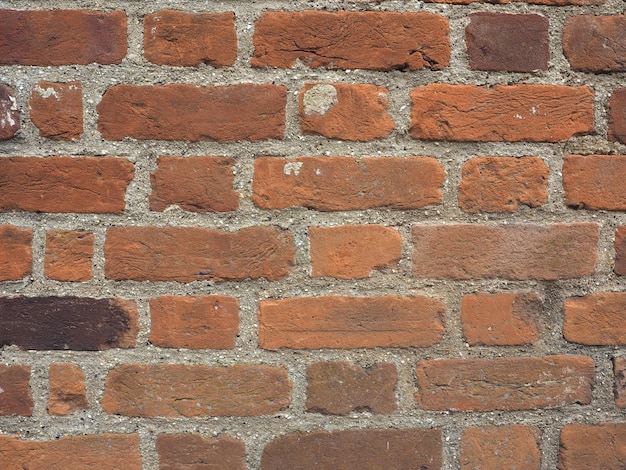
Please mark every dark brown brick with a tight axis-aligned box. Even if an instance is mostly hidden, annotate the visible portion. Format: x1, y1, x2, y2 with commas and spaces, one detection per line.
609, 89, 626, 144
564, 15, 626, 72
157, 434, 246, 470
0, 365, 33, 416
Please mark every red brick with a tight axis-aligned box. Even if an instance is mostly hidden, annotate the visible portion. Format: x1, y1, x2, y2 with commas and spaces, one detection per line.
461, 293, 541, 346
609, 89, 626, 144
412, 223, 598, 280
0, 84, 19, 139
259, 295, 445, 349
564, 155, 626, 210
102, 364, 291, 417
150, 296, 239, 349
144, 10, 236, 67
410, 84, 594, 142
0, 156, 133, 213
300, 83, 394, 141
30, 82, 82, 140
0, 10, 127, 65
564, 16, 626, 72
105, 226, 294, 282
0, 434, 141, 469
416, 355, 593, 411
466, 13, 549, 72
461, 425, 540, 470
614, 357, 626, 408
559, 424, 626, 469
150, 156, 238, 212
0, 365, 32, 416
0, 225, 32, 281
615, 227, 626, 275
253, 11, 449, 70
157, 434, 246, 470
98, 84, 286, 142
564, 292, 626, 345
310, 225, 402, 279
253, 156, 444, 211
48, 363, 88, 416
306, 362, 397, 415
261, 429, 442, 470
45, 230, 94, 282
459, 156, 548, 213
424, 0, 601, 4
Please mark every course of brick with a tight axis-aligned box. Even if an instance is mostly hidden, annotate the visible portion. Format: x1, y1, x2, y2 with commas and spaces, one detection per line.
1, 1, 626, 469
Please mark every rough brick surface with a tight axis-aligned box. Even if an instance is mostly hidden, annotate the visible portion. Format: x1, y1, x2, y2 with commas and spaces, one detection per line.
98, 84, 286, 142
425, 0, 601, 4
564, 292, 626, 345
564, 16, 626, 72
0, 84, 19, 139
614, 357, 626, 408
48, 363, 88, 415
105, 226, 294, 282
412, 223, 598, 280
253, 11, 449, 70
564, 155, 626, 210
0, 365, 32, 416
157, 434, 246, 470
410, 84, 594, 142
466, 13, 549, 72
461, 425, 541, 470
415, 356, 594, 411
615, 227, 626, 275
261, 429, 442, 470
299, 83, 394, 141
144, 10, 237, 67
559, 424, 626, 469
0, 10, 127, 65
306, 362, 397, 415
309, 225, 402, 279
609, 89, 626, 144
29, 81, 82, 140
149, 296, 239, 349
44, 230, 93, 282
259, 296, 445, 349
102, 364, 291, 417
0, 225, 32, 281
253, 156, 444, 211
459, 156, 549, 213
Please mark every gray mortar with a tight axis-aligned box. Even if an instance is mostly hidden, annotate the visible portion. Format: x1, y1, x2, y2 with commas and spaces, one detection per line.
1, 0, 626, 468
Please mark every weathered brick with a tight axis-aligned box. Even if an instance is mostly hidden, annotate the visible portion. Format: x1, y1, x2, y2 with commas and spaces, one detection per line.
424, 0, 602, 4
48, 363, 88, 416
259, 296, 445, 349
564, 155, 626, 210
150, 296, 239, 349
45, 230, 93, 282
0, 225, 32, 281
0, 10, 127, 65
300, 83, 394, 141
461, 425, 541, 470
564, 292, 626, 345
416, 356, 593, 411
144, 10, 237, 67
105, 226, 294, 282
564, 16, 626, 72
609, 89, 626, 144
613, 357, 626, 408
157, 434, 246, 470
30, 81, 82, 140
559, 424, 626, 469
412, 223, 598, 280
253, 156, 444, 211
0, 84, 19, 139
102, 364, 291, 417
253, 11, 449, 70
306, 362, 397, 415
0, 365, 32, 416
615, 227, 626, 275
98, 84, 286, 142
410, 84, 594, 142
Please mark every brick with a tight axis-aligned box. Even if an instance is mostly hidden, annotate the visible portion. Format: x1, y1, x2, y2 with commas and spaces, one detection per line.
615, 227, 626, 275
0, 297, 137, 351
0, 10, 127, 65
48, 363, 88, 416
150, 156, 238, 212
564, 16, 626, 72
564, 292, 626, 345
609, 89, 626, 144
252, 11, 449, 71
0, 156, 133, 213
410, 84, 594, 142
0, 365, 32, 416
259, 295, 445, 349
157, 434, 246, 470
261, 429, 442, 470
144, 10, 236, 67
306, 362, 397, 415
466, 13, 549, 72
45, 230, 94, 282
0, 225, 32, 281
415, 355, 593, 411
614, 357, 626, 408
0, 84, 19, 139
30, 82, 82, 140
412, 223, 598, 280
564, 155, 626, 210
253, 156, 444, 211
102, 364, 291, 417
150, 296, 239, 349
0, 434, 141, 469
424, 0, 601, 4
461, 293, 541, 346
559, 424, 626, 469
299, 83, 394, 141
98, 84, 286, 142
459, 156, 548, 213
309, 225, 402, 279
105, 226, 294, 282
461, 425, 540, 470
